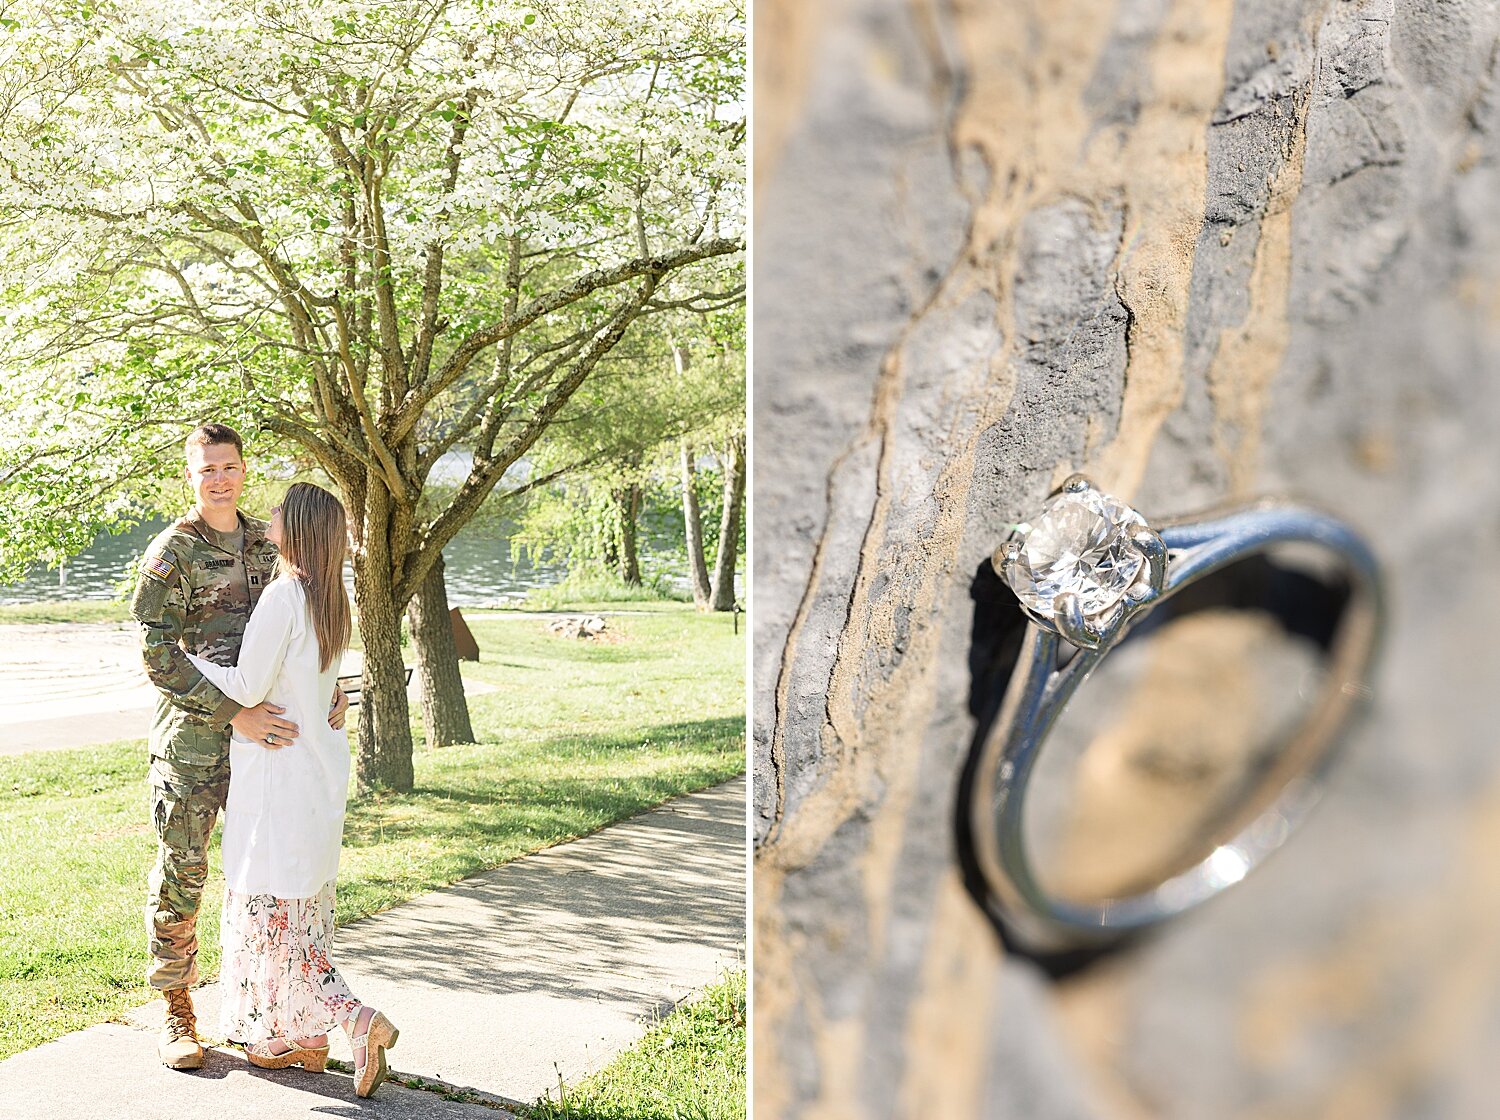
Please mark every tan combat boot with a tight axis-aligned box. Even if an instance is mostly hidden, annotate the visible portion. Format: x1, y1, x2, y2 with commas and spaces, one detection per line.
159, 988, 203, 1070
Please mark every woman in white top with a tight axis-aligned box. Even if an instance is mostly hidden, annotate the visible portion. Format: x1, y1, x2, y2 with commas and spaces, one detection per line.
187, 482, 399, 1097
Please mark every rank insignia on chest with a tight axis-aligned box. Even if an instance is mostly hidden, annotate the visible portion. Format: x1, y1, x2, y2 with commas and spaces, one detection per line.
249, 572, 263, 588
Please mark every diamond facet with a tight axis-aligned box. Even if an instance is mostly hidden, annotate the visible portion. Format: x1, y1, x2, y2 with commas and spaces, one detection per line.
1003, 486, 1150, 616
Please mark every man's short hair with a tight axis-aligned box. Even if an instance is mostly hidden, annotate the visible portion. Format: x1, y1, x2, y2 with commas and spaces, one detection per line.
185, 423, 244, 459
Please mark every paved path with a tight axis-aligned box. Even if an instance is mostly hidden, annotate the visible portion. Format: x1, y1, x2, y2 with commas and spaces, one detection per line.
0, 625, 494, 756
0, 623, 157, 754
0, 776, 746, 1118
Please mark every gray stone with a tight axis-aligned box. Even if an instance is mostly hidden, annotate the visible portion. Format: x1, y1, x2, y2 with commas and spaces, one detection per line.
753, 0, 1500, 1114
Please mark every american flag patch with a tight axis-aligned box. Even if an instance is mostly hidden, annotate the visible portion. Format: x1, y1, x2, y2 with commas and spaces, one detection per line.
144, 554, 176, 582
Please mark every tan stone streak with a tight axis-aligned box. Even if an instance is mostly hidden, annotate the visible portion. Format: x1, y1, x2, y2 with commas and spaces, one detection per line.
755, 183, 971, 1120
1054, 961, 1161, 1120
828, 383, 1003, 1111
759, 280, 952, 877
792, 282, 961, 1120
826, 0, 1119, 1104
1236, 784, 1500, 1120
803, 1018, 866, 1120
752, 0, 908, 1101
949, 0, 1111, 352
762, 429, 882, 855
1090, 0, 1238, 499
792, 0, 1124, 1104
1206, 91, 1312, 497
754, 23, 986, 1115
755, 437, 883, 1117
753, 0, 839, 213
896, 871, 1004, 1118
752, 864, 794, 1120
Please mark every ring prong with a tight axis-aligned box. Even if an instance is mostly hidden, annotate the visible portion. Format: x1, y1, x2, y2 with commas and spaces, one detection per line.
1093, 601, 1128, 644
1127, 523, 1168, 596
1053, 592, 1100, 649
1060, 473, 1093, 494
992, 537, 1022, 578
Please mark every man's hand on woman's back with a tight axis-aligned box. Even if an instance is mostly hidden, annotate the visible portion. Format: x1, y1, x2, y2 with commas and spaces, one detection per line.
231, 702, 300, 748
328, 688, 350, 731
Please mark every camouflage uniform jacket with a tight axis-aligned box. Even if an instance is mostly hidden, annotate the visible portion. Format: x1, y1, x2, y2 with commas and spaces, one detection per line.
130, 509, 280, 770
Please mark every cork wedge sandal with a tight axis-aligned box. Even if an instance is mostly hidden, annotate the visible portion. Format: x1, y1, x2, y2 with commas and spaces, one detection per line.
245, 1037, 330, 1072
351, 1011, 400, 1098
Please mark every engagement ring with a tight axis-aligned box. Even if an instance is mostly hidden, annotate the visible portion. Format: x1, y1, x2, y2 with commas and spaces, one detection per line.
967, 475, 1384, 951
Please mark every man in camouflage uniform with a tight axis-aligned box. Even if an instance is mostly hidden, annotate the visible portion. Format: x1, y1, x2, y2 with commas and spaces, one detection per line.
130, 423, 347, 1069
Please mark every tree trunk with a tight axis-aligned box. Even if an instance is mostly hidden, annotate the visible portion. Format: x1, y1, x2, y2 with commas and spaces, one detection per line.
674, 339, 713, 608
616, 481, 642, 586
346, 476, 416, 793
406, 552, 475, 748
681, 440, 712, 608
351, 561, 415, 793
708, 432, 744, 611
754, 1, 1500, 1118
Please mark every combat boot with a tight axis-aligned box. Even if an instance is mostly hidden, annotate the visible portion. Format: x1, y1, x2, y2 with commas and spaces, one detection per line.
159, 988, 203, 1069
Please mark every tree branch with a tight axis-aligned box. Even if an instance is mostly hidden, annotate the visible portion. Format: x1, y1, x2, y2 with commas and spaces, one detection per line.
410, 85, 482, 389
391, 236, 740, 443
398, 275, 659, 601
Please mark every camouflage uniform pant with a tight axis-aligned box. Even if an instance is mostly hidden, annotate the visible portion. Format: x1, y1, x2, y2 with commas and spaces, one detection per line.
144, 756, 230, 991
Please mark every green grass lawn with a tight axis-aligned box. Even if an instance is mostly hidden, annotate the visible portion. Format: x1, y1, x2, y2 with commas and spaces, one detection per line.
0, 604, 745, 1061
0, 600, 131, 624
525, 968, 746, 1120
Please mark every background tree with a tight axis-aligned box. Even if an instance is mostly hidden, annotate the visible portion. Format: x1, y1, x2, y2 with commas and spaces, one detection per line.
0, 0, 744, 790
511, 304, 743, 603
704, 426, 743, 611
673, 340, 712, 607
755, 0, 1500, 1117
673, 303, 743, 611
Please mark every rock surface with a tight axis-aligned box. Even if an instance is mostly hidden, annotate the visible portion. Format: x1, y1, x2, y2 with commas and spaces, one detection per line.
752, 0, 1500, 1116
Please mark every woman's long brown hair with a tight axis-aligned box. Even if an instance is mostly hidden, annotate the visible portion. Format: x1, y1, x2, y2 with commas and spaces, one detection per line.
275, 482, 352, 672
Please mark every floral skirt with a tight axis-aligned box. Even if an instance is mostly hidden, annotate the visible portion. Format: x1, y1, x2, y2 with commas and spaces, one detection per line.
218, 878, 363, 1044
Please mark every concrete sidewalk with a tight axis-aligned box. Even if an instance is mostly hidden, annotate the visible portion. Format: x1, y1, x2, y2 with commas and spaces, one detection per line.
0, 622, 156, 754
0, 625, 493, 755
0, 776, 747, 1118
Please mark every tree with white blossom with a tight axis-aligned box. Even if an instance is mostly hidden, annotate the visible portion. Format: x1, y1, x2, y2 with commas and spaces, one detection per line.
0, 0, 744, 790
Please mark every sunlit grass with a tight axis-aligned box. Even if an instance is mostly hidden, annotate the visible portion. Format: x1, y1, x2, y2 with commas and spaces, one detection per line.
521, 571, 689, 610
0, 600, 131, 624
525, 969, 746, 1120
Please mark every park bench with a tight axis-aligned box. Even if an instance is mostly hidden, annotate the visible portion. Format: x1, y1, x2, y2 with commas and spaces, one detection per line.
335, 667, 412, 707
333, 608, 473, 704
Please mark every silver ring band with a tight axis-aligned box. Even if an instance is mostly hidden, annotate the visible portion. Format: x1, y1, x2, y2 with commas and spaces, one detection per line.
968, 480, 1384, 952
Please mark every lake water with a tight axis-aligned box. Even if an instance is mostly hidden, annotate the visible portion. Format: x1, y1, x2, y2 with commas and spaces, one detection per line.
0, 516, 571, 607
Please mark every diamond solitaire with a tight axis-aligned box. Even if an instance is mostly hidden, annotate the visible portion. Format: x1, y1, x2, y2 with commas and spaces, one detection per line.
995, 475, 1166, 648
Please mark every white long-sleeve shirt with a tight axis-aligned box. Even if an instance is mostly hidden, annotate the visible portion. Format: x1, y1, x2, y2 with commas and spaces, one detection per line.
188, 574, 350, 898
